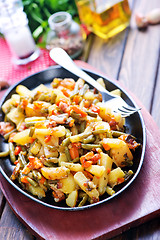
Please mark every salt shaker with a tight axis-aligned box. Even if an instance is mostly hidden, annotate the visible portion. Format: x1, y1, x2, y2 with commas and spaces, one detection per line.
46, 12, 86, 59
0, 0, 40, 65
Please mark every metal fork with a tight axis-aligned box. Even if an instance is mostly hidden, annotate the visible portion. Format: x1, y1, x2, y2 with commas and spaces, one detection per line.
49, 48, 140, 117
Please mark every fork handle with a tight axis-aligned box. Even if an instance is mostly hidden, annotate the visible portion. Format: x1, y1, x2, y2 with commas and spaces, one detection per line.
50, 47, 112, 94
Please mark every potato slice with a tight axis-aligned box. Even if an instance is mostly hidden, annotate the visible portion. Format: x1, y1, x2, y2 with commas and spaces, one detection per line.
66, 190, 78, 208
60, 162, 83, 172
74, 172, 99, 200
108, 167, 125, 188
41, 166, 69, 180
12, 129, 34, 145
85, 165, 105, 178
59, 174, 76, 194
16, 85, 32, 97
7, 108, 24, 126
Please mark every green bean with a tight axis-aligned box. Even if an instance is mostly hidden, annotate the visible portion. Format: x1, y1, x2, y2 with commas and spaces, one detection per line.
79, 84, 89, 96
86, 110, 98, 118
111, 130, 126, 137
65, 147, 72, 162
70, 110, 81, 120
51, 93, 57, 104
78, 193, 88, 207
78, 131, 92, 139
93, 129, 108, 135
79, 120, 86, 133
81, 143, 102, 150
0, 150, 10, 157
9, 142, 16, 163
19, 153, 27, 167
73, 81, 79, 95
26, 177, 38, 187
47, 157, 59, 163
65, 129, 72, 138
62, 137, 71, 146
17, 105, 24, 113
72, 157, 80, 163
40, 108, 48, 114
69, 131, 92, 143
111, 131, 136, 139
44, 160, 55, 167
38, 94, 46, 101
32, 170, 42, 180
29, 127, 35, 137
93, 99, 99, 104
4, 129, 16, 141
83, 135, 95, 144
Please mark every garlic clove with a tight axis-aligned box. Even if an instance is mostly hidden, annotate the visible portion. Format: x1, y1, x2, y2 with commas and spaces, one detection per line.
135, 13, 148, 28
146, 8, 160, 25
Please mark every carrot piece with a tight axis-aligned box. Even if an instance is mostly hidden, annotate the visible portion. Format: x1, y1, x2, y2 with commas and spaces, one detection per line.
117, 177, 125, 184
28, 156, 43, 169
34, 102, 43, 110
83, 160, 92, 168
83, 170, 93, 179
73, 95, 81, 105
102, 142, 111, 151
84, 100, 90, 108
70, 105, 87, 118
21, 176, 29, 184
39, 176, 46, 184
69, 146, 79, 160
91, 153, 101, 164
84, 151, 94, 160
44, 135, 51, 143
14, 146, 22, 155
90, 104, 100, 114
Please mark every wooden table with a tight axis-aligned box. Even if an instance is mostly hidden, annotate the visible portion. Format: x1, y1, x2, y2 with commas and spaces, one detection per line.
0, 0, 160, 239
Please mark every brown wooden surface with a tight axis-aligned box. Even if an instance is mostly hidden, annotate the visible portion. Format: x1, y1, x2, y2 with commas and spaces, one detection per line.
0, 0, 160, 239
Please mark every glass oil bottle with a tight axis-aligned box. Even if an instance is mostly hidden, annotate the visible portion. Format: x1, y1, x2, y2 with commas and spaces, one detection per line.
75, 0, 131, 40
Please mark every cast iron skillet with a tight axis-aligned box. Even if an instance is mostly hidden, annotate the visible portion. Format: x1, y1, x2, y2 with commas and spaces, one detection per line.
0, 65, 146, 211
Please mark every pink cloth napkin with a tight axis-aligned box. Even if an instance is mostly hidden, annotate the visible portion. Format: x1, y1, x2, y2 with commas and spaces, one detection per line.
0, 37, 55, 86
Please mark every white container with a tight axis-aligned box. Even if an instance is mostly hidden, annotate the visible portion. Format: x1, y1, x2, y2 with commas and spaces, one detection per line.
0, 0, 40, 65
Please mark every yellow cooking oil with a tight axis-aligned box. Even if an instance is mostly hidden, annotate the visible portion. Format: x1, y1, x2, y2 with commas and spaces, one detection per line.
75, 0, 131, 40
